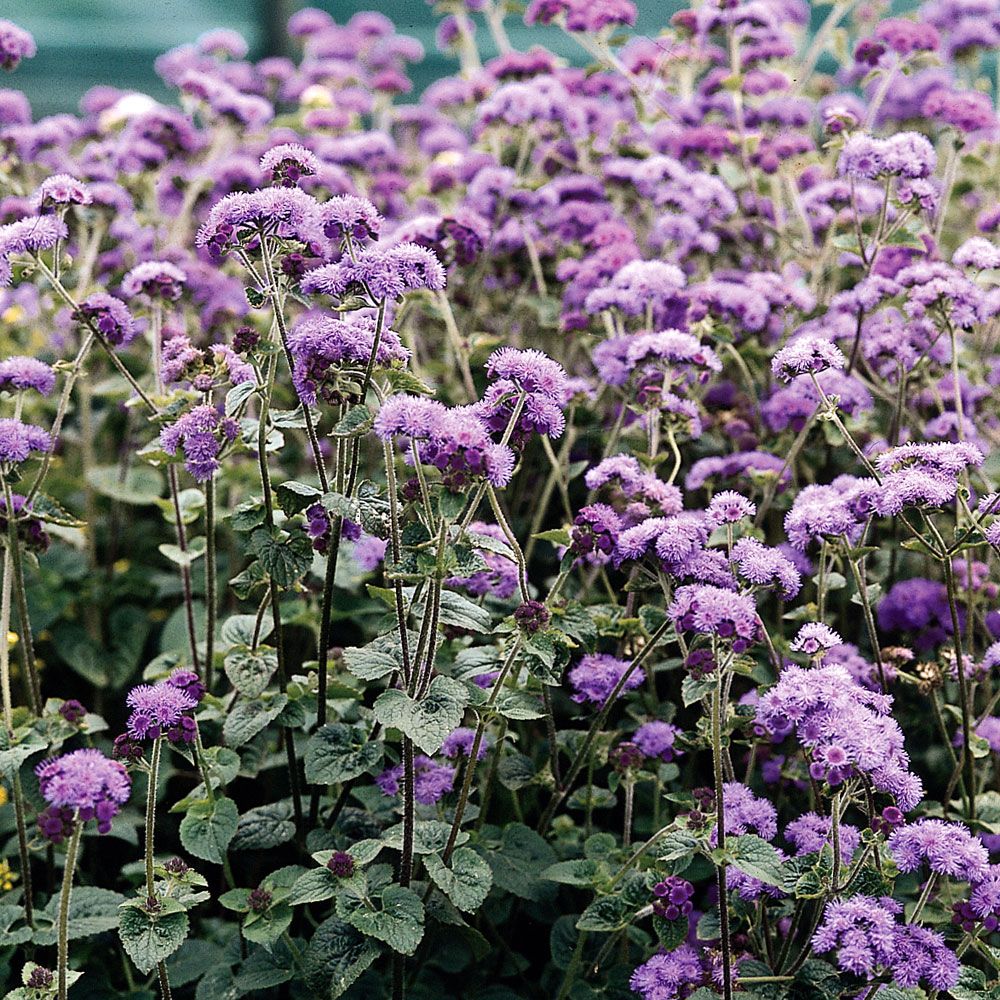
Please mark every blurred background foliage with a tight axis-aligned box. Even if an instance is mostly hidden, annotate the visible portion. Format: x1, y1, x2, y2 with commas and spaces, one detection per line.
14, 1, 672, 117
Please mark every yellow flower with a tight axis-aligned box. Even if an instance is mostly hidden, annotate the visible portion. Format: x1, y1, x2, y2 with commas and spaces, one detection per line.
0, 785, 7, 807
113, 559, 131, 574
1, 305, 24, 325
6, 631, 17, 647
0, 860, 17, 892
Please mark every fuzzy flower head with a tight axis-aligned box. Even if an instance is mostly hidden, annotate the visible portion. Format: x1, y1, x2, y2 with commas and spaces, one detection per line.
75, 293, 137, 348
320, 195, 382, 243
441, 726, 491, 761
35, 749, 131, 835
125, 681, 198, 744
260, 143, 320, 187
0, 418, 51, 467
568, 653, 643, 705
31, 174, 92, 214
669, 584, 760, 650
756, 663, 923, 808
629, 944, 703, 1000
196, 188, 323, 261
288, 313, 409, 405
475, 348, 569, 445
889, 818, 989, 883
707, 490, 755, 525
585, 454, 683, 520
159, 404, 239, 482
301, 242, 445, 301
731, 538, 802, 599
0, 216, 67, 287
375, 395, 515, 491
0, 21, 35, 71
571, 503, 622, 563
121, 260, 186, 302
791, 622, 843, 657
0, 356, 54, 396
772, 336, 846, 383
633, 721, 683, 762
873, 442, 984, 517
376, 754, 455, 804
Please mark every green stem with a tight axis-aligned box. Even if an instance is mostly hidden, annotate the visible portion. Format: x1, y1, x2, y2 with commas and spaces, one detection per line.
168, 466, 201, 678
712, 663, 733, 1000
57, 821, 83, 1000
204, 476, 217, 691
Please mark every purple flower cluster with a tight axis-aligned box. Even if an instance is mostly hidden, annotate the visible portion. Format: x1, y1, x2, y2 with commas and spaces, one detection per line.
159, 404, 239, 482
568, 653, 643, 705
36, 749, 131, 839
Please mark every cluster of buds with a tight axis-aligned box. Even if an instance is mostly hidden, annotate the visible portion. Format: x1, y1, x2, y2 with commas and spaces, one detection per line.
327, 851, 355, 878
652, 876, 695, 921
685, 787, 716, 828
514, 600, 550, 634
609, 741, 645, 775
685, 648, 715, 680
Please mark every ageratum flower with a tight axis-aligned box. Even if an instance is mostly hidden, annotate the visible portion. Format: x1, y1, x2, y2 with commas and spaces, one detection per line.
0, 356, 54, 396
125, 680, 198, 744
624, 329, 723, 385
668, 584, 759, 649
0, 419, 51, 466
31, 174, 92, 214
585, 454, 683, 519
568, 653, 644, 705
790, 622, 843, 656
75, 293, 137, 348
785, 812, 861, 861
584, 259, 687, 319
954, 236, 1000, 271
35, 749, 131, 838
259, 143, 320, 187
476, 347, 568, 444
889, 818, 989, 883
923, 87, 997, 133
159, 404, 239, 482
301, 242, 446, 301
570, 503, 622, 561
0, 20, 35, 71
287, 313, 409, 405
320, 194, 382, 243
756, 663, 924, 808
196, 187, 324, 261
707, 490, 755, 525
121, 260, 186, 302
375, 395, 515, 490
771, 336, 846, 383
629, 944, 703, 1000
784, 478, 875, 550
441, 726, 491, 761
0, 216, 67, 286
873, 441, 984, 516
633, 721, 683, 762
731, 538, 801, 599
376, 754, 455, 804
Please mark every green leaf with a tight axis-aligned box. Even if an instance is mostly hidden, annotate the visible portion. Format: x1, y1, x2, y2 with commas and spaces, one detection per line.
331, 404, 374, 438
33, 887, 127, 945
119, 898, 189, 975
179, 797, 239, 865
220, 613, 272, 648
224, 646, 278, 698
248, 528, 313, 587
486, 824, 557, 903
230, 802, 296, 852
304, 723, 383, 784
540, 859, 602, 886
434, 591, 493, 633
233, 941, 295, 992
302, 917, 380, 999
222, 693, 288, 748
288, 867, 340, 906
86, 465, 164, 505
424, 849, 493, 913
373, 676, 469, 755
532, 527, 572, 547
243, 902, 293, 945
276, 480, 322, 516
338, 885, 424, 956
494, 689, 544, 720
656, 829, 700, 864
729, 834, 787, 889
383, 368, 434, 396
225, 379, 258, 416
576, 895, 630, 932
653, 914, 689, 951
682, 675, 715, 706
342, 631, 417, 681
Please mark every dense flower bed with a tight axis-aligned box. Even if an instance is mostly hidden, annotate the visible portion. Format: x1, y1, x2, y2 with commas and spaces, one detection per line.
1, 1, 1000, 998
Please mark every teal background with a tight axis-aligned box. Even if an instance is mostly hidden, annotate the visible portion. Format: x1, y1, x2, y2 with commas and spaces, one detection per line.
12, 1, 674, 118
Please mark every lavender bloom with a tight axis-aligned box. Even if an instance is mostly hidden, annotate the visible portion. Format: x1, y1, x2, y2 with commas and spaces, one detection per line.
731, 538, 801, 599
889, 818, 989, 882
75, 293, 137, 348
0, 20, 35, 71
0, 356, 54, 396
301, 243, 446, 301
584, 259, 687, 318
771, 336, 846, 383
375, 395, 515, 490
196, 188, 323, 261
0, 419, 51, 465
376, 754, 455, 804
873, 442, 984, 516
159, 404, 239, 482
441, 726, 490, 761
0, 216, 67, 286
629, 944, 703, 1000
790, 622, 843, 656
320, 195, 382, 243
585, 454, 683, 516
36, 749, 131, 836
633, 721, 682, 762
784, 479, 874, 551
811, 896, 901, 979
568, 653, 643, 705
669, 584, 759, 649
923, 87, 997, 133
785, 812, 860, 862
126, 681, 198, 744
707, 491, 755, 525
476, 348, 568, 444
954, 236, 1000, 270
756, 663, 923, 808
167, 668, 206, 703
571, 503, 622, 561
288, 314, 409, 405
260, 143, 320, 187
890, 925, 960, 991
121, 260, 186, 302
